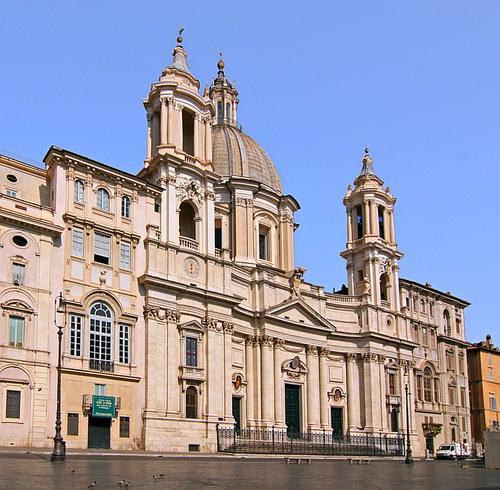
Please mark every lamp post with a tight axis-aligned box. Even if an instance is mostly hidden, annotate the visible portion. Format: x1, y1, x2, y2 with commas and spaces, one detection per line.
51, 292, 66, 462
404, 365, 414, 464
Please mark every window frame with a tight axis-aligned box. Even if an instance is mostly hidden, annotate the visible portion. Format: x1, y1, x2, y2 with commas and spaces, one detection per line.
74, 180, 85, 204
258, 225, 270, 261
93, 232, 111, 265
67, 412, 79, 436
119, 416, 130, 438
96, 188, 110, 212
5, 389, 21, 419
8, 315, 24, 348
185, 336, 198, 367
69, 314, 83, 357
119, 324, 130, 365
121, 195, 131, 219
12, 262, 25, 286
423, 367, 432, 402
72, 228, 85, 258
119, 241, 131, 270
185, 386, 198, 419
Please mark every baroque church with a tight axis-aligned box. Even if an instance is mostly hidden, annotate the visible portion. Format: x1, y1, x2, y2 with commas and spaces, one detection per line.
0, 33, 471, 456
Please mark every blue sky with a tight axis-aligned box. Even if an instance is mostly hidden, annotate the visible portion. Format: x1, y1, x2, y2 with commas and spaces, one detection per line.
0, 1, 498, 343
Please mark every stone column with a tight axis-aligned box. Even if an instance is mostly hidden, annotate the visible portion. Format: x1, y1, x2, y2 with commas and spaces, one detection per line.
346, 207, 352, 242
245, 336, 255, 426
274, 339, 284, 426
146, 111, 153, 161
165, 309, 180, 416
370, 200, 378, 236
151, 113, 159, 155
378, 355, 387, 431
319, 347, 329, 429
167, 97, 173, 145
363, 201, 370, 236
204, 118, 212, 161
260, 336, 274, 426
389, 209, 396, 244
255, 336, 262, 422
345, 353, 360, 431
204, 318, 223, 421
223, 322, 234, 421
306, 345, 320, 430
160, 98, 168, 145
193, 114, 200, 158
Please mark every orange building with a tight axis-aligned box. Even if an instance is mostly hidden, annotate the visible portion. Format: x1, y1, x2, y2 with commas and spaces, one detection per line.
468, 335, 500, 444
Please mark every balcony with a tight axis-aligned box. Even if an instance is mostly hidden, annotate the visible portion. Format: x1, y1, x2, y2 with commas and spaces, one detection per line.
386, 394, 401, 406
179, 365, 205, 382
381, 300, 391, 309
89, 359, 114, 372
180, 236, 199, 251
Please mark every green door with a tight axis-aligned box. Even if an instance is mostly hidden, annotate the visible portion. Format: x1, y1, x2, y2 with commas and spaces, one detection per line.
285, 384, 301, 437
331, 407, 343, 438
88, 415, 111, 449
232, 397, 241, 434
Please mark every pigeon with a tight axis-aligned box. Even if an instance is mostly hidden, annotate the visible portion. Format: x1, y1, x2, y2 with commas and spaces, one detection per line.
117, 481, 130, 487
153, 474, 166, 480
88, 482, 97, 489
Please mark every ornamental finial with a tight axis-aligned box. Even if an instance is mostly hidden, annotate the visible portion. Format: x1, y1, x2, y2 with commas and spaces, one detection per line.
217, 50, 225, 74
177, 27, 184, 47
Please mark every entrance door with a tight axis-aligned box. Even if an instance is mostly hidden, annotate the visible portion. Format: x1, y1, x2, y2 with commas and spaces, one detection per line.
331, 407, 343, 438
285, 384, 301, 437
390, 408, 399, 432
88, 416, 111, 449
232, 397, 241, 434
426, 436, 435, 455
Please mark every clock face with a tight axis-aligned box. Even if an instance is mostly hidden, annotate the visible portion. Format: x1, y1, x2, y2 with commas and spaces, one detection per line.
184, 257, 200, 278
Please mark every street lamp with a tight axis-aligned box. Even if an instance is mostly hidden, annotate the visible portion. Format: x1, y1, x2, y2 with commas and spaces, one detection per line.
404, 364, 414, 464
51, 292, 66, 462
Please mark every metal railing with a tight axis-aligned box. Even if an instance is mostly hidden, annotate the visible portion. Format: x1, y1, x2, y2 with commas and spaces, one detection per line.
89, 359, 114, 372
216, 426, 404, 456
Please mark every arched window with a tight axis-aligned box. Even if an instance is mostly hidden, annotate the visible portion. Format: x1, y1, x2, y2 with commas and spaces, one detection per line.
186, 386, 198, 419
96, 188, 110, 212
380, 274, 389, 302
121, 195, 131, 218
355, 205, 364, 239
74, 180, 84, 203
443, 310, 451, 336
179, 201, 196, 240
378, 205, 385, 239
89, 302, 113, 371
226, 103, 231, 122
423, 367, 432, 402
217, 101, 223, 125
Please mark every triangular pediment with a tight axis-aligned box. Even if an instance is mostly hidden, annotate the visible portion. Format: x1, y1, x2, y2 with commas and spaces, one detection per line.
265, 297, 336, 331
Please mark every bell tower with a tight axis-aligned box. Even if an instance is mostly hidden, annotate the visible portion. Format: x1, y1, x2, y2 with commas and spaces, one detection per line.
341, 148, 403, 310
143, 30, 213, 167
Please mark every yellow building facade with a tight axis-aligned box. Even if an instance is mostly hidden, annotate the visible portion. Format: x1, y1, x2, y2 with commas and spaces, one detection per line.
468, 336, 500, 444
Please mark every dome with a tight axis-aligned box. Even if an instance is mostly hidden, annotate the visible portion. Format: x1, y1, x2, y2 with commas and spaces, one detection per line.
212, 125, 282, 193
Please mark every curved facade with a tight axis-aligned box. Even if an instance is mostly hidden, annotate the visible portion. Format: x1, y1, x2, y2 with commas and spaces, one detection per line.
0, 36, 471, 457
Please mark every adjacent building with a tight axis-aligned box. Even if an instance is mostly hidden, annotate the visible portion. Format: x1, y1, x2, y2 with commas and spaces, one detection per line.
0, 34, 471, 455
468, 335, 500, 444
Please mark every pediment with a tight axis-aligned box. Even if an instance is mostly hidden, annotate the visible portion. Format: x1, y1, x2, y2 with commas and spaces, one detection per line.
265, 298, 336, 331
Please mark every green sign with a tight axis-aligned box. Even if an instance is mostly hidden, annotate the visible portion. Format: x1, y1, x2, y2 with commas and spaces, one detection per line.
92, 395, 115, 418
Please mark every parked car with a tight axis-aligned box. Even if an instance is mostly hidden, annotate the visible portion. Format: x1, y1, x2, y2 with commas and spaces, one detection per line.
435, 442, 468, 460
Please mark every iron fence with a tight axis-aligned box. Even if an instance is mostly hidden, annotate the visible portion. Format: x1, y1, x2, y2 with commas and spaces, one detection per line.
216, 425, 404, 456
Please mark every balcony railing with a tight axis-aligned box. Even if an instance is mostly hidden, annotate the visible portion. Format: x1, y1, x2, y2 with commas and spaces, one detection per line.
179, 365, 205, 382
89, 359, 114, 372
381, 300, 391, 308
180, 236, 199, 251
386, 394, 401, 405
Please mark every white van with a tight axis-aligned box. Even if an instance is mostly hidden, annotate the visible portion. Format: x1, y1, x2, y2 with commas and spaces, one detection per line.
435, 442, 468, 460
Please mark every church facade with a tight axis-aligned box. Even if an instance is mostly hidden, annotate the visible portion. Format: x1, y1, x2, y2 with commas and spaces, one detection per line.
0, 34, 471, 456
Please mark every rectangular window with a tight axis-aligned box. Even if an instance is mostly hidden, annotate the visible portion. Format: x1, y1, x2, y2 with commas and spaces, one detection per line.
355, 205, 363, 239
433, 378, 439, 403
5, 390, 21, 418
94, 384, 106, 396
12, 263, 25, 286
154, 200, 160, 213
120, 416, 130, 438
388, 373, 396, 395
67, 413, 79, 435
119, 324, 130, 364
9, 316, 24, 348
186, 337, 197, 367
182, 109, 195, 156
446, 352, 454, 371
72, 228, 84, 257
459, 356, 465, 375
416, 375, 423, 401
258, 227, 269, 261
422, 327, 428, 346
460, 387, 466, 407
214, 219, 222, 249
6, 189, 17, 197
70, 314, 82, 357
488, 367, 493, 380
120, 242, 131, 270
490, 394, 497, 410
462, 417, 466, 432
94, 232, 110, 265
448, 387, 456, 405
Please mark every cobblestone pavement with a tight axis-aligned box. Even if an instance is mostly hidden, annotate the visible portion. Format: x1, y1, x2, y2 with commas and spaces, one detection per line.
0, 454, 498, 490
